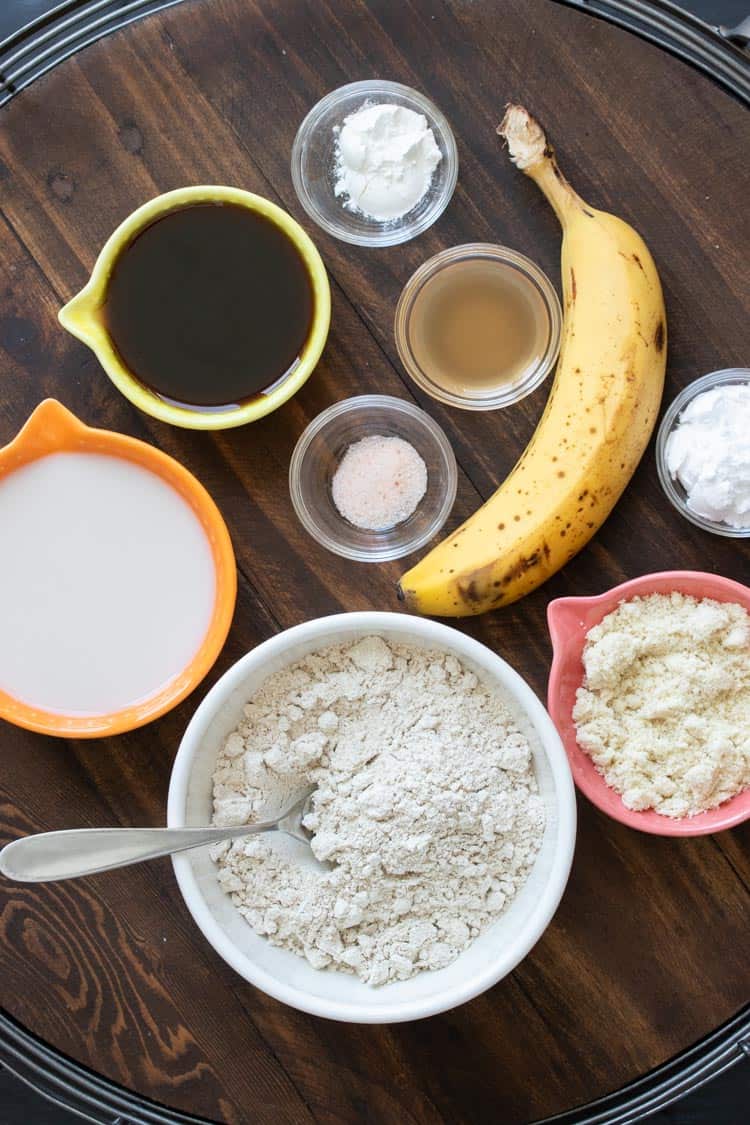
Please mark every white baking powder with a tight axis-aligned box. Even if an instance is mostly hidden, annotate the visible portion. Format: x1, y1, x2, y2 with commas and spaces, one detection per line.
334, 102, 442, 221
211, 636, 544, 985
665, 382, 750, 528
331, 434, 427, 530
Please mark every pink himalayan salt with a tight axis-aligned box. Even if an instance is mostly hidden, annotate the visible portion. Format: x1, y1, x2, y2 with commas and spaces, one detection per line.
332, 434, 427, 531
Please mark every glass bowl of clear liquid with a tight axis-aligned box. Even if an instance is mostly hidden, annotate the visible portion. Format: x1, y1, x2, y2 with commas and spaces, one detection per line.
395, 244, 562, 411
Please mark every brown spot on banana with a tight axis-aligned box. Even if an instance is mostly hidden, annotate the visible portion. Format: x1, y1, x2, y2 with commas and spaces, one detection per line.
457, 561, 499, 606
464, 581, 481, 604
654, 320, 665, 352
499, 551, 543, 587
457, 549, 544, 610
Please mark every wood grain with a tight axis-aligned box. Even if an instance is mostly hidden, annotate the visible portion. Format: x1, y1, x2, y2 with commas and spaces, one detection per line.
0, 1, 748, 1121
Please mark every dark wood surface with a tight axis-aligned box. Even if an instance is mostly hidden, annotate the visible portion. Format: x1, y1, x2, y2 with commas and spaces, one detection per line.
0, 1, 748, 1122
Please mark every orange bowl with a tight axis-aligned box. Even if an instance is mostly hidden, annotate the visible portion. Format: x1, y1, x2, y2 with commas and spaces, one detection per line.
0, 400, 237, 738
547, 571, 750, 836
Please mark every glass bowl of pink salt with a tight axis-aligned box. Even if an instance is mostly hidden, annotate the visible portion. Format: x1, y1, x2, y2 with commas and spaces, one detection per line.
289, 395, 457, 562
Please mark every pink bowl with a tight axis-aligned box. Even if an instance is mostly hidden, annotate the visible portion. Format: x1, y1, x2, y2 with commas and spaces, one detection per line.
547, 571, 750, 836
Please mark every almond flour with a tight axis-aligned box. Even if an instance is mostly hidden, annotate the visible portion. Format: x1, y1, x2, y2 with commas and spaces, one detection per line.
573, 593, 750, 818
211, 636, 544, 985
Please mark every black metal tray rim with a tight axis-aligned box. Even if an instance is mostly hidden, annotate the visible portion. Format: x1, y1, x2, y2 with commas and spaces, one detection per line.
1, 1005, 748, 1125
0, 0, 749, 107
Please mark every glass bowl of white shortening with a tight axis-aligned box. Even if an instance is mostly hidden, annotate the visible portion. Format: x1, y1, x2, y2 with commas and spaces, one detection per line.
656, 368, 750, 538
167, 612, 576, 1023
291, 79, 459, 247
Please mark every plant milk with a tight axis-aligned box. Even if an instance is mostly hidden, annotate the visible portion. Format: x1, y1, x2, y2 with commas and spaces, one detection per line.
0, 452, 216, 715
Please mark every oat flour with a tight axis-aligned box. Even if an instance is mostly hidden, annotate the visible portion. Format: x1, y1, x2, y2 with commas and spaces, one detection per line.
211, 636, 544, 985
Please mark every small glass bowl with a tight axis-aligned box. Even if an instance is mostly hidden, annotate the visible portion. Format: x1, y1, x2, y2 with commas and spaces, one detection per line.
289, 395, 457, 561
655, 368, 750, 538
291, 80, 458, 248
394, 244, 562, 410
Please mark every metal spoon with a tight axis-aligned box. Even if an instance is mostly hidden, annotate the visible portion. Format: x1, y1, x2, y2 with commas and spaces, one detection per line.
0, 786, 316, 883
720, 15, 750, 49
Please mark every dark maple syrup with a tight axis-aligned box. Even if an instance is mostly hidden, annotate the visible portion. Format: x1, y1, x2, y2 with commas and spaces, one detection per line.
103, 203, 314, 408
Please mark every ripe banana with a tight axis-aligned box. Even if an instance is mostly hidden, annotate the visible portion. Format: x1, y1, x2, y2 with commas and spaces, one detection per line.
399, 105, 666, 617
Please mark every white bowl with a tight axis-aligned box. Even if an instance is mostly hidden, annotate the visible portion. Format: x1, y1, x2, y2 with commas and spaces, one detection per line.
167, 613, 576, 1023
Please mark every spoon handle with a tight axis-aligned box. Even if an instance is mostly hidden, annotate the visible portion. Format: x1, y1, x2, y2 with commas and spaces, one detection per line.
0, 821, 278, 883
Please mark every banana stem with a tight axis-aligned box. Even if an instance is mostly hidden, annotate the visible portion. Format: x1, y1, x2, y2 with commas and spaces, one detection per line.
497, 105, 588, 225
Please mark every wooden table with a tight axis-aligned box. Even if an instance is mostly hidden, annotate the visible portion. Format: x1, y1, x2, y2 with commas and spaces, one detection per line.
1, 1, 748, 1121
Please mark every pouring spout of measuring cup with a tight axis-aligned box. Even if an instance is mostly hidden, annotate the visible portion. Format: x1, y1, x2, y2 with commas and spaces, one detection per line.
58, 283, 101, 348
